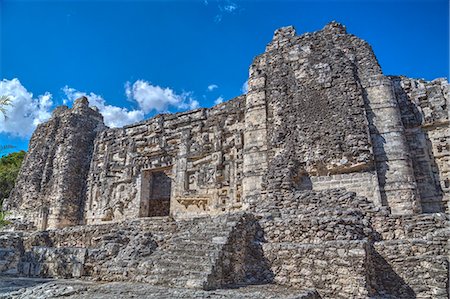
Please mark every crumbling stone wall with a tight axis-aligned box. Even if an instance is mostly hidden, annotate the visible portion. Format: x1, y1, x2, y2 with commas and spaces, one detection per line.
3, 97, 104, 230
244, 22, 447, 216
256, 189, 377, 298
243, 23, 382, 211
392, 76, 449, 213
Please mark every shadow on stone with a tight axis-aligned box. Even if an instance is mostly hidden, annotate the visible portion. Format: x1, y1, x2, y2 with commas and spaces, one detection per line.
210, 213, 274, 289
368, 247, 416, 298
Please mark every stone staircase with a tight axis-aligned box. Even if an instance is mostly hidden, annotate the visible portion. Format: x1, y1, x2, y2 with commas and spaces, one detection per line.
20, 216, 176, 280
10, 213, 248, 290
136, 212, 245, 289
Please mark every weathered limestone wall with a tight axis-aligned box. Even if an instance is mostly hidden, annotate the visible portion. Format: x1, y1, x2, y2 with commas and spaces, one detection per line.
370, 213, 449, 298
256, 188, 449, 298
264, 241, 371, 298
85, 97, 245, 224
244, 22, 447, 216
241, 23, 387, 212
0, 232, 24, 276
5, 22, 448, 229
363, 75, 420, 214
242, 59, 270, 208
257, 189, 377, 298
392, 76, 449, 213
12, 213, 266, 290
300, 172, 380, 204
3, 97, 104, 230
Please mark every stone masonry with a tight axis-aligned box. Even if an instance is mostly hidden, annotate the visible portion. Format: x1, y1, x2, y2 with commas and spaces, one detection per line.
1, 22, 449, 298
3, 97, 104, 230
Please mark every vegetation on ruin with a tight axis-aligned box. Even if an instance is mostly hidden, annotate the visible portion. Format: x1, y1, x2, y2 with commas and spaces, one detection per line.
0, 210, 11, 227
0, 151, 25, 227
0, 151, 25, 205
0, 95, 20, 227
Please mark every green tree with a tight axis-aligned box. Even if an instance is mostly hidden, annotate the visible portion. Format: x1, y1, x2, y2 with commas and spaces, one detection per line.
0, 151, 25, 207
0, 151, 25, 228
0, 95, 18, 228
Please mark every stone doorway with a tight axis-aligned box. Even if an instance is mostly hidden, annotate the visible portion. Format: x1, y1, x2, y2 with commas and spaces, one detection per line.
140, 168, 172, 217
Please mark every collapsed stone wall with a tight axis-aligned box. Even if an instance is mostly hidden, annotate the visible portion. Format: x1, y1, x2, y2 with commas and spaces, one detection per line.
3, 97, 104, 230
85, 96, 245, 224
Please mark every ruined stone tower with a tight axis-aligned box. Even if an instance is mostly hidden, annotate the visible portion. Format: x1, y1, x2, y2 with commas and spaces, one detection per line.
3, 96, 104, 230
1, 22, 448, 298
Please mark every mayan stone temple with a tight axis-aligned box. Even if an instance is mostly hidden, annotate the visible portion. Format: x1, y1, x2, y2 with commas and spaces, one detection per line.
1, 22, 449, 298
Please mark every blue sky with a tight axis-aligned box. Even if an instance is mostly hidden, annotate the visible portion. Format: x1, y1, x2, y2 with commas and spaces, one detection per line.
0, 0, 448, 153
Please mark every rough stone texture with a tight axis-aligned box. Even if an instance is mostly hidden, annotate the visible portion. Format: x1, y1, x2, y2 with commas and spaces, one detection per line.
0, 278, 320, 299
1, 22, 449, 298
392, 76, 449, 213
3, 97, 104, 230
84, 97, 245, 224
256, 188, 449, 298
0, 233, 24, 276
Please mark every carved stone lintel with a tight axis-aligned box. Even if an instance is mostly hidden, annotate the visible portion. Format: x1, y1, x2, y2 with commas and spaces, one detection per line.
176, 197, 209, 210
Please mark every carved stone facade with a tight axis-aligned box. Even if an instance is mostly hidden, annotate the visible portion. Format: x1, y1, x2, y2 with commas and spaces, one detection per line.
83, 97, 245, 224
1, 22, 448, 298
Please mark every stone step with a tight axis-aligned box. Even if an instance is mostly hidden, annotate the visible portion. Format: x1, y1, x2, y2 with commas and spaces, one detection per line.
170, 234, 230, 242
150, 260, 212, 273
159, 247, 220, 258
147, 264, 209, 277
158, 253, 214, 264
136, 213, 245, 289
175, 225, 237, 235
144, 275, 206, 289
164, 242, 224, 253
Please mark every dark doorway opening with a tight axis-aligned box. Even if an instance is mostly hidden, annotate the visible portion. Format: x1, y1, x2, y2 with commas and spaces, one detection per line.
140, 169, 172, 217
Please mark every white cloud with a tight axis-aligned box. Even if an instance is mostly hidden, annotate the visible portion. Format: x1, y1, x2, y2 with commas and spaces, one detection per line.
0, 78, 54, 137
221, 3, 237, 12
214, 15, 223, 23
207, 84, 218, 91
125, 80, 199, 113
212, 1, 239, 23
241, 80, 248, 94
214, 96, 224, 105
0, 78, 200, 137
63, 86, 144, 128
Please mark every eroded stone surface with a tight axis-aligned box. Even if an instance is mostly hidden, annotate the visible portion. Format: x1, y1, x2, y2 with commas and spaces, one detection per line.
3, 97, 104, 230
0, 278, 320, 299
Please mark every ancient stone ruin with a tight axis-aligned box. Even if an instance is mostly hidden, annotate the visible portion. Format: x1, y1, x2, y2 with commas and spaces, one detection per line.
1, 22, 448, 298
